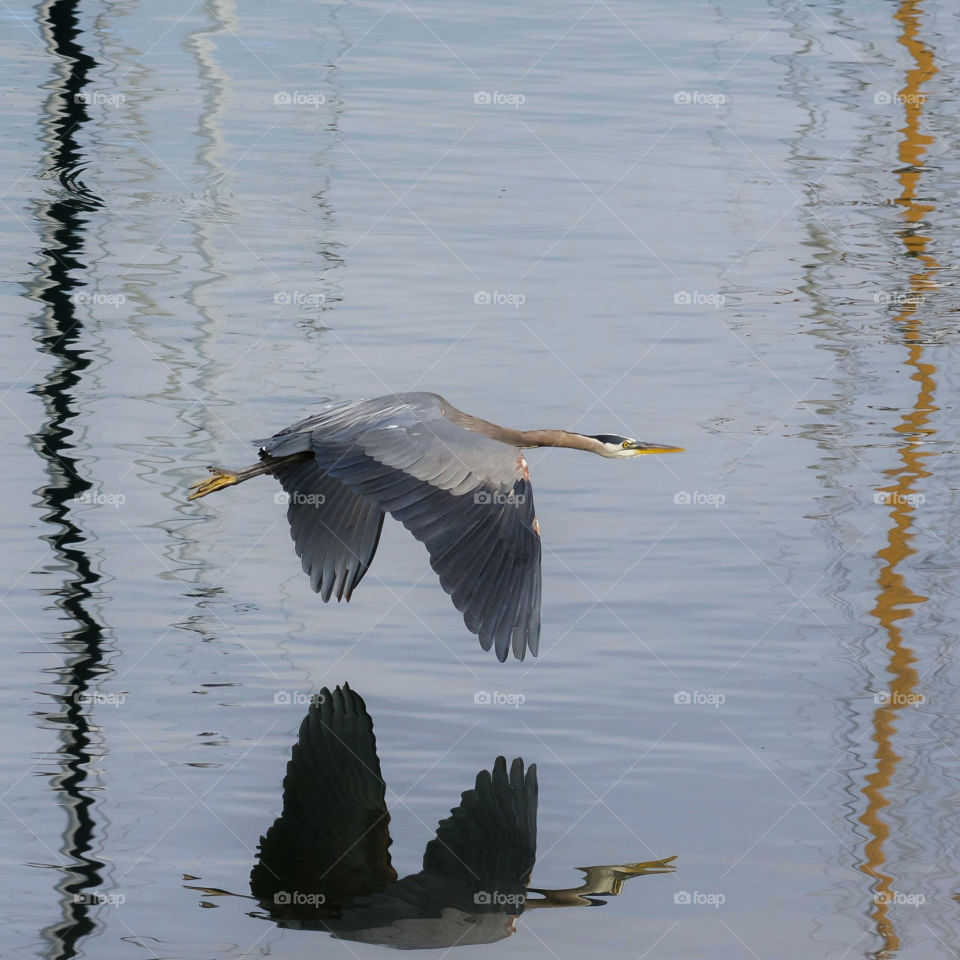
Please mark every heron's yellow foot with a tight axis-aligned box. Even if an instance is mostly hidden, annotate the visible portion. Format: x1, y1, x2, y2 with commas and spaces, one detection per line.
187, 466, 238, 500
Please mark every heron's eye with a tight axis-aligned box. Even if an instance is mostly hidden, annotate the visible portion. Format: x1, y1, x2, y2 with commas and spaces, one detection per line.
621, 440, 630, 449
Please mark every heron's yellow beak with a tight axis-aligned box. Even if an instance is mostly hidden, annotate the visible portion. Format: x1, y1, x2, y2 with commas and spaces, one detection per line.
626, 441, 684, 455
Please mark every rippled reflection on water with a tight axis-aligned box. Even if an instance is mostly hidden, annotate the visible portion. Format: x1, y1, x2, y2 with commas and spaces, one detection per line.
5, 0, 960, 957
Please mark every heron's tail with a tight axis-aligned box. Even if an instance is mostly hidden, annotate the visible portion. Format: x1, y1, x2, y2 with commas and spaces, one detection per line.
187, 462, 271, 500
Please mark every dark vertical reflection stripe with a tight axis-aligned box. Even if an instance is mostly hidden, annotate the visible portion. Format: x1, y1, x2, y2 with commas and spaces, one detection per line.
31, 1, 106, 957
857, 0, 938, 952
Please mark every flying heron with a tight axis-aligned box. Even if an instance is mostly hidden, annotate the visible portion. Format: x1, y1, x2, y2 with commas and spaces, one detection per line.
187, 392, 682, 660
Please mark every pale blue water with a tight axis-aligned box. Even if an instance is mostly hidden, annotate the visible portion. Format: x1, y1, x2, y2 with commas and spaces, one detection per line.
3, 0, 960, 957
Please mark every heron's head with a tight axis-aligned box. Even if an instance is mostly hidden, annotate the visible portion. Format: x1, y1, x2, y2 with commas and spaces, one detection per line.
587, 434, 685, 459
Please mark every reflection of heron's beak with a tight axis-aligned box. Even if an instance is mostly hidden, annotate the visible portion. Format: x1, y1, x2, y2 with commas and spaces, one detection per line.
627, 441, 684, 454
609, 856, 678, 875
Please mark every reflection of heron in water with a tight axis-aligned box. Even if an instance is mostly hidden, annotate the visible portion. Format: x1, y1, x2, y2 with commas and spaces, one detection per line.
188, 392, 682, 660
237, 684, 675, 949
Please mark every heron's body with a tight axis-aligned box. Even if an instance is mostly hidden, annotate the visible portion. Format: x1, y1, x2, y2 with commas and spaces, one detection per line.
188, 392, 681, 661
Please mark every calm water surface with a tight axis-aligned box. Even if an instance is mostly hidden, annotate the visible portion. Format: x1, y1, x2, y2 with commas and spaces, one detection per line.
3, 0, 960, 957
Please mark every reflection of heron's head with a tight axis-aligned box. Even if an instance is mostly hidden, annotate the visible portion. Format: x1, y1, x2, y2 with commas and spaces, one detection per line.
525, 856, 677, 908
587, 434, 685, 459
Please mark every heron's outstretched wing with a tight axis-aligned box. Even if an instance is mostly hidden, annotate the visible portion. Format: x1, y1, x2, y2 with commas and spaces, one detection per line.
269, 457, 384, 602
250, 683, 396, 915
334, 757, 537, 945
259, 393, 541, 661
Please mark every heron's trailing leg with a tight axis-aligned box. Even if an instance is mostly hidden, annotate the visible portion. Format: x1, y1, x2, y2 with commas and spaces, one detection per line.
187, 453, 310, 500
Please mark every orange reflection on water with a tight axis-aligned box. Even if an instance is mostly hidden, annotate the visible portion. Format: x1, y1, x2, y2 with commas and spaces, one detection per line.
858, 1, 938, 954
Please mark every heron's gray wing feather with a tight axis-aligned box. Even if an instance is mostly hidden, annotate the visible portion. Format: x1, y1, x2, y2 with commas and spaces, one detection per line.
250, 683, 397, 909
268, 458, 385, 602
259, 394, 541, 661
391, 475, 540, 661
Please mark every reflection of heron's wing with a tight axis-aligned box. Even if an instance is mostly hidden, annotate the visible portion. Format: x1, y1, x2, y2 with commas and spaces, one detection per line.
420, 755, 537, 902
250, 684, 396, 912
258, 393, 541, 661
333, 757, 537, 948
269, 457, 384, 601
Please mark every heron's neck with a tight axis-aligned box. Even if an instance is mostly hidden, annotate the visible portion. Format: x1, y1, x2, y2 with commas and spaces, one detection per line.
512, 429, 599, 451
440, 400, 600, 452
469, 423, 600, 452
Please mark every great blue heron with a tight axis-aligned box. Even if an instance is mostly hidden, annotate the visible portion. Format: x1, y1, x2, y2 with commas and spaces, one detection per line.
187, 392, 682, 660
239, 683, 675, 948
